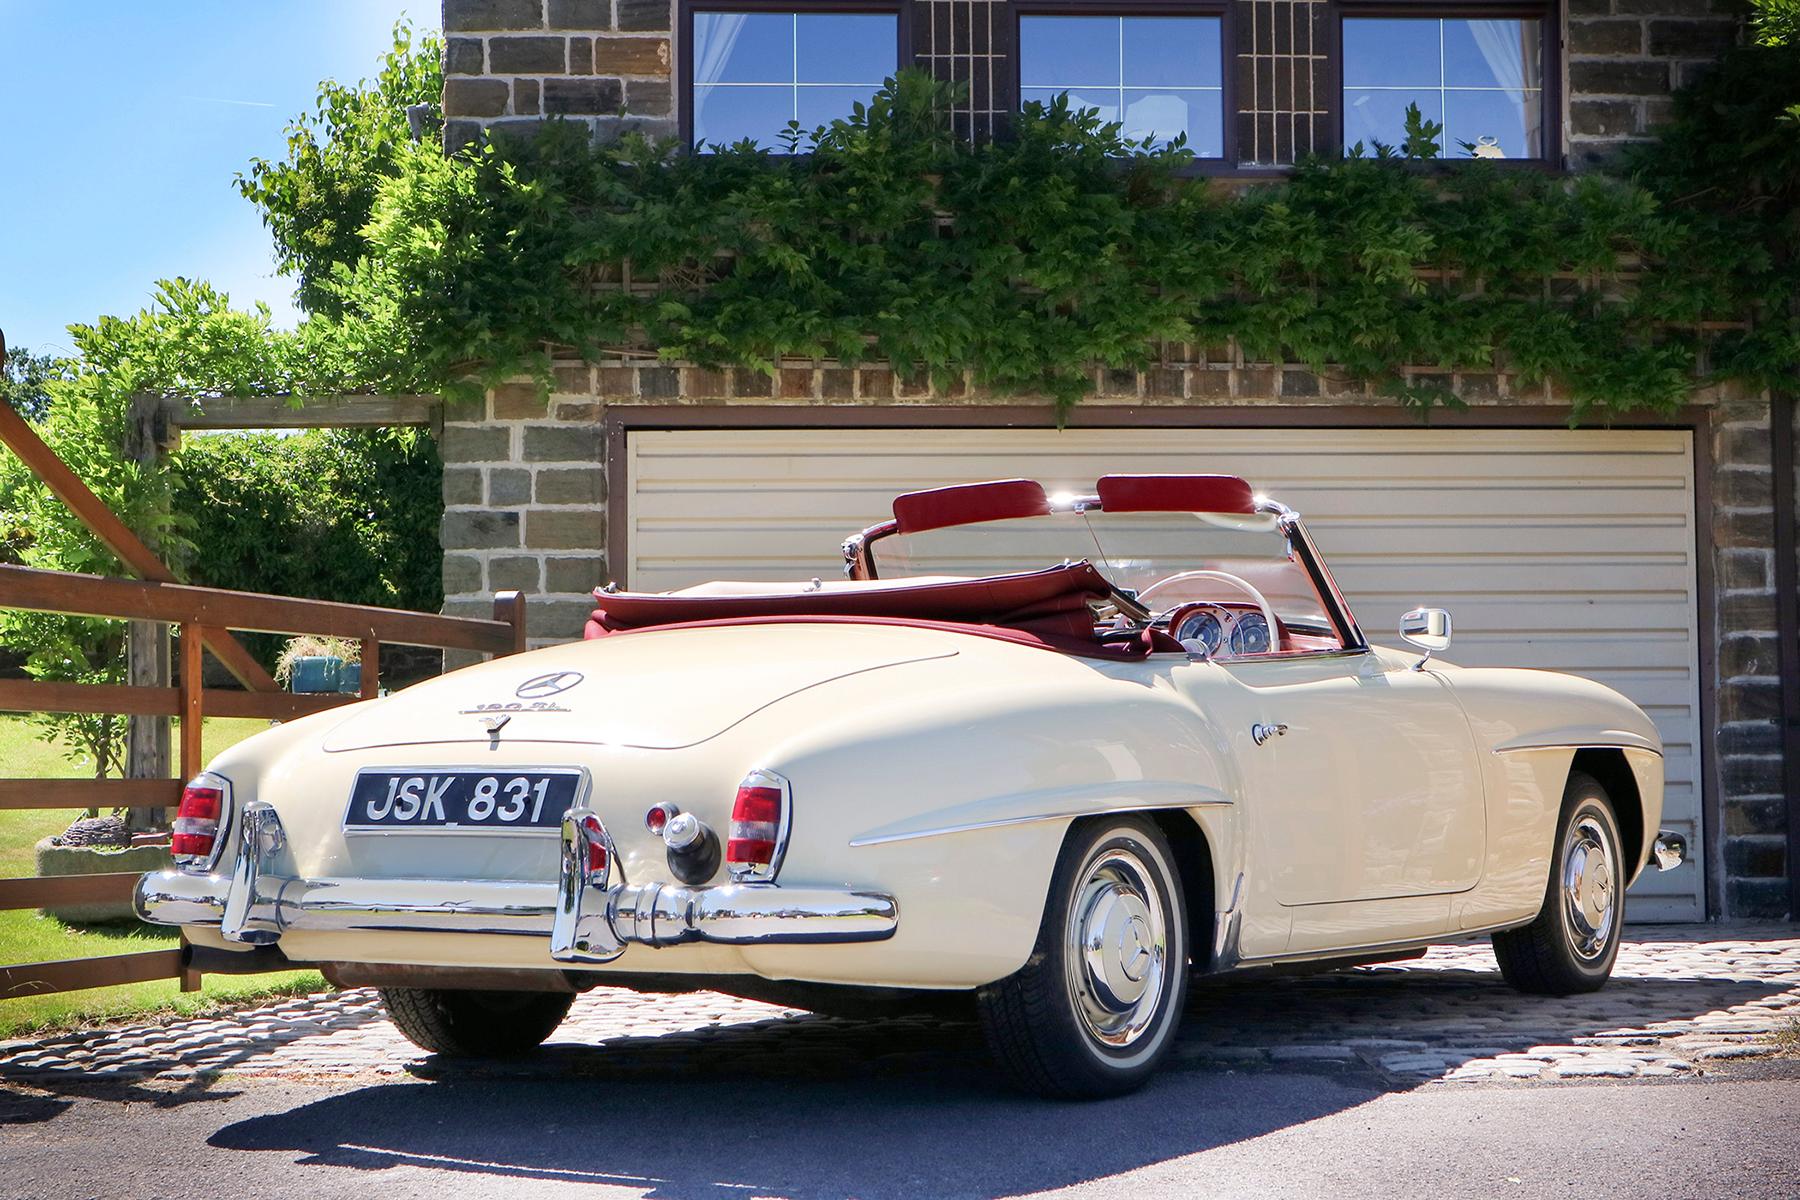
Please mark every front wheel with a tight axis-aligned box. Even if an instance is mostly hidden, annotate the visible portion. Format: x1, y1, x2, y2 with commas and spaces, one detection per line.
380, 987, 574, 1057
1491, 771, 1626, 996
977, 816, 1189, 1099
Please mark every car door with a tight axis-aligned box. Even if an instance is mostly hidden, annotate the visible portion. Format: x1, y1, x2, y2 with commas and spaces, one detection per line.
1178, 649, 1487, 955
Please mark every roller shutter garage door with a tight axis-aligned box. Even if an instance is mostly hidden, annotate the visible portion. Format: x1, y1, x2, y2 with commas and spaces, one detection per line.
623, 426, 1705, 921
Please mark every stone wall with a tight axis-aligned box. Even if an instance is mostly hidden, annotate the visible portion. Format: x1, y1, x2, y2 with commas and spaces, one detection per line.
1567, 0, 1742, 165
443, 0, 1745, 168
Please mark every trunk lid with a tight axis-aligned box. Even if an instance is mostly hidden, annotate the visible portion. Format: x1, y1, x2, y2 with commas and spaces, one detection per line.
320, 622, 957, 752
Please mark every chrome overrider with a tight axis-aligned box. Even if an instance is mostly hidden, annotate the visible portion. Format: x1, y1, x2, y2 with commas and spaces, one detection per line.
134, 800, 900, 958
1652, 829, 1688, 873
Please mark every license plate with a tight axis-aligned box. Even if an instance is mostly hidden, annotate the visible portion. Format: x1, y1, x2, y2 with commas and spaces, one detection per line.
344, 769, 584, 834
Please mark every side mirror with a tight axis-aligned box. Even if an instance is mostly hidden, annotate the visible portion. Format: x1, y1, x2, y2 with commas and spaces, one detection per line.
1399, 607, 1452, 669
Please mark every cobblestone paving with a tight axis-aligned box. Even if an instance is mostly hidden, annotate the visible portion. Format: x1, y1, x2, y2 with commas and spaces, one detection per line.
1, 925, 1794, 1097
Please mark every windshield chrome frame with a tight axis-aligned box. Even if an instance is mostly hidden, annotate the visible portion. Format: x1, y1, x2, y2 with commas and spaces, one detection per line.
842, 492, 1367, 654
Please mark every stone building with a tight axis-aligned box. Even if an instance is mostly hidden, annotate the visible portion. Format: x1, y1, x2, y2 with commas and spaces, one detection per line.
435, 0, 1792, 922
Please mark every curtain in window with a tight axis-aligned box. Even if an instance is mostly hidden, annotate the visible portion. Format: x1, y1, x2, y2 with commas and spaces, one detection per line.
693, 13, 750, 88
1466, 20, 1535, 94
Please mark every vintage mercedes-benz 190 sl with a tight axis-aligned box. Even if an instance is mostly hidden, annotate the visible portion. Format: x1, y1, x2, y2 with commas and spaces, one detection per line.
138, 474, 1686, 1097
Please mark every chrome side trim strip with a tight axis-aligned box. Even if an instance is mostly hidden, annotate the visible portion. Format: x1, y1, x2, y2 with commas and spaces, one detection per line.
1491, 739, 1663, 758
849, 785, 1232, 848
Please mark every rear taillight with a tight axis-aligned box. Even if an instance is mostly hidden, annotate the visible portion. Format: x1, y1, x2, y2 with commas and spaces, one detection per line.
171, 771, 230, 870
727, 768, 790, 882
580, 813, 608, 874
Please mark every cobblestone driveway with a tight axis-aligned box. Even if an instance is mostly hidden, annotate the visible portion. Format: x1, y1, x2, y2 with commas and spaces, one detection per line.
2, 924, 1795, 1100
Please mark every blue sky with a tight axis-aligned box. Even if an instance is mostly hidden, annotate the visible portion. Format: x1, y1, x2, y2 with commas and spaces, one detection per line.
1, 2, 436, 359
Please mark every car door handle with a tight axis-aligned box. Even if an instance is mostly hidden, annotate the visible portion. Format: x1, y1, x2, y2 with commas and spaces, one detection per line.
1251, 723, 1289, 746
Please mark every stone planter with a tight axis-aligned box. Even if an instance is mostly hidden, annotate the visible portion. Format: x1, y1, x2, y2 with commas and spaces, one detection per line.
33, 838, 171, 923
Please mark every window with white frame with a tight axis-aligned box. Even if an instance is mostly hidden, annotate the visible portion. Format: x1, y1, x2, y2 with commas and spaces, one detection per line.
1018, 14, 1225, 156
1341, 16, 1545, 159
690, 8, 899, 150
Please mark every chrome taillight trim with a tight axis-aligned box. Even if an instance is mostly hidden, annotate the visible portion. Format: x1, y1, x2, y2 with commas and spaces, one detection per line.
174, 770, 234, 876
729, 767, 792, 884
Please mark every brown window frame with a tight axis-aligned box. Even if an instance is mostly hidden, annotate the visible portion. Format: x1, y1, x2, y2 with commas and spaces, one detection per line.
678, 0, 910, 152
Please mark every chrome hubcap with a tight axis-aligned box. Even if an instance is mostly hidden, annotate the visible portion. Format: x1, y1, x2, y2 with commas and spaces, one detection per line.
1065, 848, 1167, 1047
1561, 814, 1617, 961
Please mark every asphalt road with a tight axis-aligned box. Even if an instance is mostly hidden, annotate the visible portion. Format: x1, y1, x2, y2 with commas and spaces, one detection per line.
5, 1061, 1796, 1200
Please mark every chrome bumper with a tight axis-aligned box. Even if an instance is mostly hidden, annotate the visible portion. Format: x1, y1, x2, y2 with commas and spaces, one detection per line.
1651, 829, 1687, 872
134, 801, 898, 963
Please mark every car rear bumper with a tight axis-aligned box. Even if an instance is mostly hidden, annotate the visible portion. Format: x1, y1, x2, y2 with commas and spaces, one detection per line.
135, 801, 898, 963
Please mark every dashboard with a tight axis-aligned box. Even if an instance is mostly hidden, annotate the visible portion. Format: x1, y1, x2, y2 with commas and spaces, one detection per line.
1169, 602, 1272, 658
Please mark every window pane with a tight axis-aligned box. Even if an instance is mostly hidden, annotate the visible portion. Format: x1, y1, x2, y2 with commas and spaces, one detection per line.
693, 12, 792, 86
1121, 17, 1222, 89
1022, 85, 1121, 125
796, 84, 884, 129
1446, 88, 1541, 158
796, 13, 896, 84
1123, 88, 1222, 154
1443, 19, 1540, 92
1020, 17, 1121, 88
693, 84, 795, 148
1341, 19, 1440, 88
1343, 88, 1442, 152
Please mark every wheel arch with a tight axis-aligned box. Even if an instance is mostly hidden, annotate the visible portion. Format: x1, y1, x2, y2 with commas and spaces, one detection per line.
1066, 808, 1217, 972
1570, 748, 1644, 879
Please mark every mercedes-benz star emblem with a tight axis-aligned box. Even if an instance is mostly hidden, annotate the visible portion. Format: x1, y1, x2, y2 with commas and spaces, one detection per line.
516, 671, 584, 699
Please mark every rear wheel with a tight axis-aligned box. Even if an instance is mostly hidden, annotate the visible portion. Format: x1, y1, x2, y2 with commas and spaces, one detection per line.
1491, 771, 1626, 996
380, 987, 574, 1057
977, 816, 1189, 1099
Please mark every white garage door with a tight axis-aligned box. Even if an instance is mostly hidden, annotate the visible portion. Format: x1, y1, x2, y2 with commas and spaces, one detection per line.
624, 426, 1704, 921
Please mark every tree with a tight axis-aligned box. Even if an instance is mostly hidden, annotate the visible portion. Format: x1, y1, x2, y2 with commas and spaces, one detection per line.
236, 20, 443, 318
0, 343, 74, 423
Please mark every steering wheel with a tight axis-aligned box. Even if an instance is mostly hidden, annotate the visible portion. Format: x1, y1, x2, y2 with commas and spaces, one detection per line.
1139, 570, 1281, 652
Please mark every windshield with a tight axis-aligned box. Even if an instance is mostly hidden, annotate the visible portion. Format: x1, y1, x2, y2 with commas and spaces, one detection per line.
872, 509, 1343, 653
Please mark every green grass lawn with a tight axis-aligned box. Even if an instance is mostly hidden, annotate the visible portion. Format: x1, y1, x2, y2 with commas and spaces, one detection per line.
0, 715, 326, 1039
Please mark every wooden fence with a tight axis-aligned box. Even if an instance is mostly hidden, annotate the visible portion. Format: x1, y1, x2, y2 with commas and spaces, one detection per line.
0, 564, 527, 999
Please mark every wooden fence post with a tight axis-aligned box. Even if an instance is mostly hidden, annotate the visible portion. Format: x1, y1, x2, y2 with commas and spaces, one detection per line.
178, 622, 203, 783
123, 394, 175, 829
494, 590, 527, 655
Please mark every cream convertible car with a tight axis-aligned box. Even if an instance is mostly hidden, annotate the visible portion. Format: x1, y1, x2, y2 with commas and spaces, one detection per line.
139, 474, 1686, 1098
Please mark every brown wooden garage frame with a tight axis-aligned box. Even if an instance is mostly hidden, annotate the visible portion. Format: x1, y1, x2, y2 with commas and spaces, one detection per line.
603, 402, 1724, 918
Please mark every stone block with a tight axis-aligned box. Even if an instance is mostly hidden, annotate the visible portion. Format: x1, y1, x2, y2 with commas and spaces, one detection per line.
1647, 18, 1738, 56
489, 555, 543, 591
1716, 465, 1773, 508
624, 78, 671, 115
820, 369, 855, 399
443, 510, 522, 550
1722, 755, 1786, 797
1146, 368, 1185, 399
1281, 370, 1320, 398
1724, 798, 1789, 837
569, 36, 594, 74
527, 598, 605, 638
515, 78, 541, 115
34, 840, 172, 922
596, 36, 672, 76
858, 368, 894, 399
1191, 369, 1232, 399
444, 0, 544, 32
1718, 720, 1780, 758
1723, 835, 1786, 879
543, 77, 623, 115
1724, 877, 1789, 919
780, 368, 816, 399
1718, 677, 1781, 723
546, 555, 609, 593
1717, 422, 1772, 466
597, 365, 636, 397
1714, 507, 1774, 549
444, 78, 510, 118
1568, 19, 1644, 55
1720, 632, 1780, 679
527, 508, 604, 550
490, 35, 569, 73
536, 467, 606, 504
523, 425, 602, 462
734, 368, 774, 398
441, 424, 511, 463
548, 0, 609, 29
443, 467, 484, 506
444, 119, 484, 154
639, 366, 680, 397
1100, 369, 1138, 398
1567, 0, 1613, 15
1572, 100, 1640, 137
1237, 368, 1276, 398
684, 367, 729, 397
1570, 60, 1671, 95
489, 468, 533, 506
443, 554, 484, 594
1718, 548, 1771, 591
618, 0, 671, 32
445, 36, 486, 74
492, 382, 549, 420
